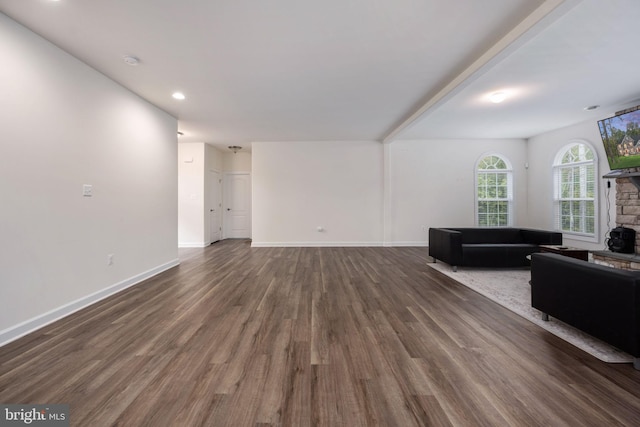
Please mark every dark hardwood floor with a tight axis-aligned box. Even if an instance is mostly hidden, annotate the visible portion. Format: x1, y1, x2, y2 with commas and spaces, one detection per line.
1, 240, 640, 426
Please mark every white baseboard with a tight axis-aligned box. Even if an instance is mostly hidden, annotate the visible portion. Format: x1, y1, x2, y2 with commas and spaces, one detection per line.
387, 241, 428, 247
0, 259, 180, 348
251, 241, 385, 247
251, 241, 428, 248
178, 242, 209, 248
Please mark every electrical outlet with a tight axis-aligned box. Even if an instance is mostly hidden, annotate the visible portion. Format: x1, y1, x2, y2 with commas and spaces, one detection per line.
107, 254, 114, 266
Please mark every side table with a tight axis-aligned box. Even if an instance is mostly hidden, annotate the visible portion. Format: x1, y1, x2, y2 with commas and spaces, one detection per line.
538, 245, 589, 261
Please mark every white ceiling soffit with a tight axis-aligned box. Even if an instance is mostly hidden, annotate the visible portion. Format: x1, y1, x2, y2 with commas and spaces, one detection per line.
397, 0, 640, 140
1, 0, 637, 145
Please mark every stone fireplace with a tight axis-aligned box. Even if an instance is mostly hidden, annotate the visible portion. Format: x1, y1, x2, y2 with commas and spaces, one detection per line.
592, 174, 640, 270
613, 176, 640, 253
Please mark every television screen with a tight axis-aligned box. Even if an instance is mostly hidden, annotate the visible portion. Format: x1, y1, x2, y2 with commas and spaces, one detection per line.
598, 108, 640, 170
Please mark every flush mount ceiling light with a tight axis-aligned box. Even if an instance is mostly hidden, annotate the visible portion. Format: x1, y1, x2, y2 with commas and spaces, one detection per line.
172, 92, 186, 100
489, 91, 507, 103
123, 55, 139, 66
584, 105, 600, 111
228, 145, 242, 154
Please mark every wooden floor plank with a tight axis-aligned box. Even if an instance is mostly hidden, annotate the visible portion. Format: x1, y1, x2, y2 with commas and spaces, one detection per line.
1, 240, 640, 426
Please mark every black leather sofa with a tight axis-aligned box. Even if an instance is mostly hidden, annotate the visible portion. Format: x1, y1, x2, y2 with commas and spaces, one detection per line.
531, 253, 640, 369
428, 227, 562, 270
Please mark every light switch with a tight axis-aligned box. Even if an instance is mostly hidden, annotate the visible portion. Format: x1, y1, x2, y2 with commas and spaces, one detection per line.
83, 184, 93, 197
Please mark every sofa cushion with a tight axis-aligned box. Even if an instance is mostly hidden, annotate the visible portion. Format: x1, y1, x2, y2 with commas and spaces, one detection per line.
452, 228, 524, 244
462, 243, 538, 267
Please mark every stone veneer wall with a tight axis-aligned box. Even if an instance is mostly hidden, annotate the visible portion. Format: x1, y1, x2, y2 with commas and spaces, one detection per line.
592, 253, 640, 270
592, 175, 640, 270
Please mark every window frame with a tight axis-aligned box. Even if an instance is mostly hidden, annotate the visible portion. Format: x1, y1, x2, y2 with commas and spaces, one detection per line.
475, 153, 514, 227
552, 140, 598, 242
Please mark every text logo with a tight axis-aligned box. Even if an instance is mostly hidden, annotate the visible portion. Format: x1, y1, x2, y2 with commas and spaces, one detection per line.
0, 405, 69, 426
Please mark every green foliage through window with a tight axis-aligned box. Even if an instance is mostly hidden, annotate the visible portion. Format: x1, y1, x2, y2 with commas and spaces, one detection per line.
555, 143, 596, 235
477, 155, 511, 227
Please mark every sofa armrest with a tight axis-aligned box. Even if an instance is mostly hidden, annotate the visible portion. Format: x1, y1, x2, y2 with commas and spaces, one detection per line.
428, 228, 463, 266
520, 228, 563, 245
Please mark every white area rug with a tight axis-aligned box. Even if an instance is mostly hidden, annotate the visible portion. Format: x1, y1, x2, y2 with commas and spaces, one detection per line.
427, 262, 634, 364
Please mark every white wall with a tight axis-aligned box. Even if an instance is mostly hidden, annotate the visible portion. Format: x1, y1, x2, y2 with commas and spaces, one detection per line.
252, 141, 384, 246
527, 118, 615, 251
207, 144, 224, 172
178, 142, 206, 247
223, 151, 252, 172
0, 14, 178, 344
251, 139, 528, 247
389, 139, 529, 245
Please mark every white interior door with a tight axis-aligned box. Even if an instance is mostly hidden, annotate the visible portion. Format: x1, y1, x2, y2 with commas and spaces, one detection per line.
209, 170, 222, 243
224, 172, 251, 239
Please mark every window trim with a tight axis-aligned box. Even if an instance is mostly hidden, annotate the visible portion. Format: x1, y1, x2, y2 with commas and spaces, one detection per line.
552, 139, 598, 242
475, 153, 514, 227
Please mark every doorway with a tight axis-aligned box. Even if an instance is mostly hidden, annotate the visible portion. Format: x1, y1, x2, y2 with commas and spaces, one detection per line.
223, 172, 251, 239
209, 170, 222, 243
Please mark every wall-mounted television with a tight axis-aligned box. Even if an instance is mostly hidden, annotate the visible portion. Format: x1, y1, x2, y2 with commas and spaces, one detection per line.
598, 107, 640, 171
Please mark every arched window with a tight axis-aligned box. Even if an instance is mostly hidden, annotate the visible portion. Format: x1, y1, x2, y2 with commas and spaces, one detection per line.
476, 154, 513, 227
553, 141, 597, 238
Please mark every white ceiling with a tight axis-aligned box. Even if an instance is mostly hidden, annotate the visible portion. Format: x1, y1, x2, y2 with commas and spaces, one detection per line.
1, 0, 638, 149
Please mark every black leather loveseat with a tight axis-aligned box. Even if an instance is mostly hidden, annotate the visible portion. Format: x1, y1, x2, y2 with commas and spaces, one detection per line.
428, 227, 562, 270
531, 253, 640, 369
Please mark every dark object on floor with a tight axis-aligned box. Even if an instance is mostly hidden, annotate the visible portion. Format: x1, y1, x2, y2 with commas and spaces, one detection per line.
607, 226, 636, 254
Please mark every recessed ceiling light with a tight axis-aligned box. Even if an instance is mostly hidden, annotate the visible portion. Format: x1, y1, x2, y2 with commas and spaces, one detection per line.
172, 92, 186, 100
584, 105, 600, 111
489, 92, 507, 103
123, 55, 139, 66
